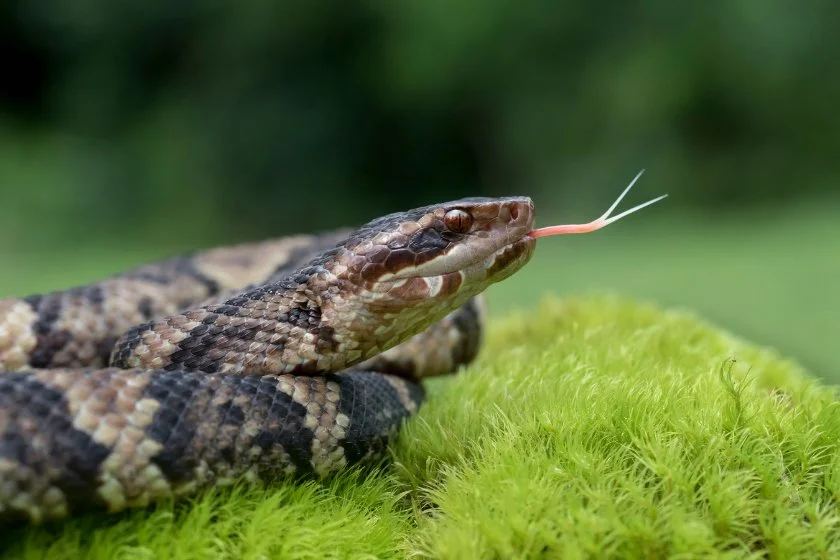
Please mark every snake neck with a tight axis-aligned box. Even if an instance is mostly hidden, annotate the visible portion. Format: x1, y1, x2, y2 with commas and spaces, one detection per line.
108, 262, 475, 376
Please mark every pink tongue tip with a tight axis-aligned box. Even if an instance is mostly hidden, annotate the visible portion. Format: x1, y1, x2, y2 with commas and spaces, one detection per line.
527, 170, 667, 239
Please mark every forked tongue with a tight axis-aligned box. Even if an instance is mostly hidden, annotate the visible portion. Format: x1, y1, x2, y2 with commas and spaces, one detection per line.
528, 170, 667, 238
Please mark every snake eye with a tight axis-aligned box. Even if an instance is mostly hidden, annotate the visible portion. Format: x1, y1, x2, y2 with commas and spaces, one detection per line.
443, 209, 473, 233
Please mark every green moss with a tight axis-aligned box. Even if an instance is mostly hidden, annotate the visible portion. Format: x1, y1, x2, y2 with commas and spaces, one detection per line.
395, 296, 840, 558
3, 296, 839, 558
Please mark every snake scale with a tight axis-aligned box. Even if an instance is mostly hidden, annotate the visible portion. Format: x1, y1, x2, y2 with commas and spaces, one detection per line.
0, 197, 537, 524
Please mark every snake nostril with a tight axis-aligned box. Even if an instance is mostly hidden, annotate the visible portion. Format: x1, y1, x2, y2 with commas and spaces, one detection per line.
509, 205, 519, 221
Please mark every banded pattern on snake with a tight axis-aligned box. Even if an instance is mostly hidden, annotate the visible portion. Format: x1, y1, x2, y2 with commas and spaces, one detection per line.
0, 197, 536, 524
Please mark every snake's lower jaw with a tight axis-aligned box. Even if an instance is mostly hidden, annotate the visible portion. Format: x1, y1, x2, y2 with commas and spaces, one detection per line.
482, 235, 536, 284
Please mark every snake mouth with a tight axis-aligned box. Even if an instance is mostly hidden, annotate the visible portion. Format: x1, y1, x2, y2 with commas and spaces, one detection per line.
451, 199, 535, 278
481, 234, 536, 280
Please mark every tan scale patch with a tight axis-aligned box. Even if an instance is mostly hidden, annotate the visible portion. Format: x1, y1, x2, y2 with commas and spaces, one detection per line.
1, 370, 96, 522
36, 369, 175, 512
121, 322, 192, 369
96, 391, 171, 511
48, 295, 112, 368
0, 456, 69, 523
195, 236, 315, 290
383, 376, 419, 414
172, 460, 212, 497
0, 299, 38, 371
101, 278, 196, 341
33, 368, 79, 392
282, 376, 348, 476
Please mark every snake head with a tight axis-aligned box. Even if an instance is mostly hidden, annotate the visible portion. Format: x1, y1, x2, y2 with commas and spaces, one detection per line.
338, 196, 536, 287
316, 197, 536, 354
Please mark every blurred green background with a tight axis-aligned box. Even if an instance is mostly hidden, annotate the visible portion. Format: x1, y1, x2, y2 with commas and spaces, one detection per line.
0, 1, 837, 379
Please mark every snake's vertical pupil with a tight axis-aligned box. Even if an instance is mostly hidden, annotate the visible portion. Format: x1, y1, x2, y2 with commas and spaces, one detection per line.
444, 209, 473, 233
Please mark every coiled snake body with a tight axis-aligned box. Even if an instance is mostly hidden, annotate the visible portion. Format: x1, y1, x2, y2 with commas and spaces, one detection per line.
0, 197, 536, 524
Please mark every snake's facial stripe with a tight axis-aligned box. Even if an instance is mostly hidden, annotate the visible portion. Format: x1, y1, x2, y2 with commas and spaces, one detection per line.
380, 274, 463, 305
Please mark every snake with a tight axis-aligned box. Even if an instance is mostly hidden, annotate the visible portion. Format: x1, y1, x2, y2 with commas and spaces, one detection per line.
0, 196, 537, 524
0, 173, 666, 526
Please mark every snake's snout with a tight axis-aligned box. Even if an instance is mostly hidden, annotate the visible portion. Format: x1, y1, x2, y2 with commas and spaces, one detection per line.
496, 196, 535, 242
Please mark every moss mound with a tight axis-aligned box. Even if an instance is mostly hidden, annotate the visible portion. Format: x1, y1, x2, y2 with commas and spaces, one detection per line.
4, 297, 838, 559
